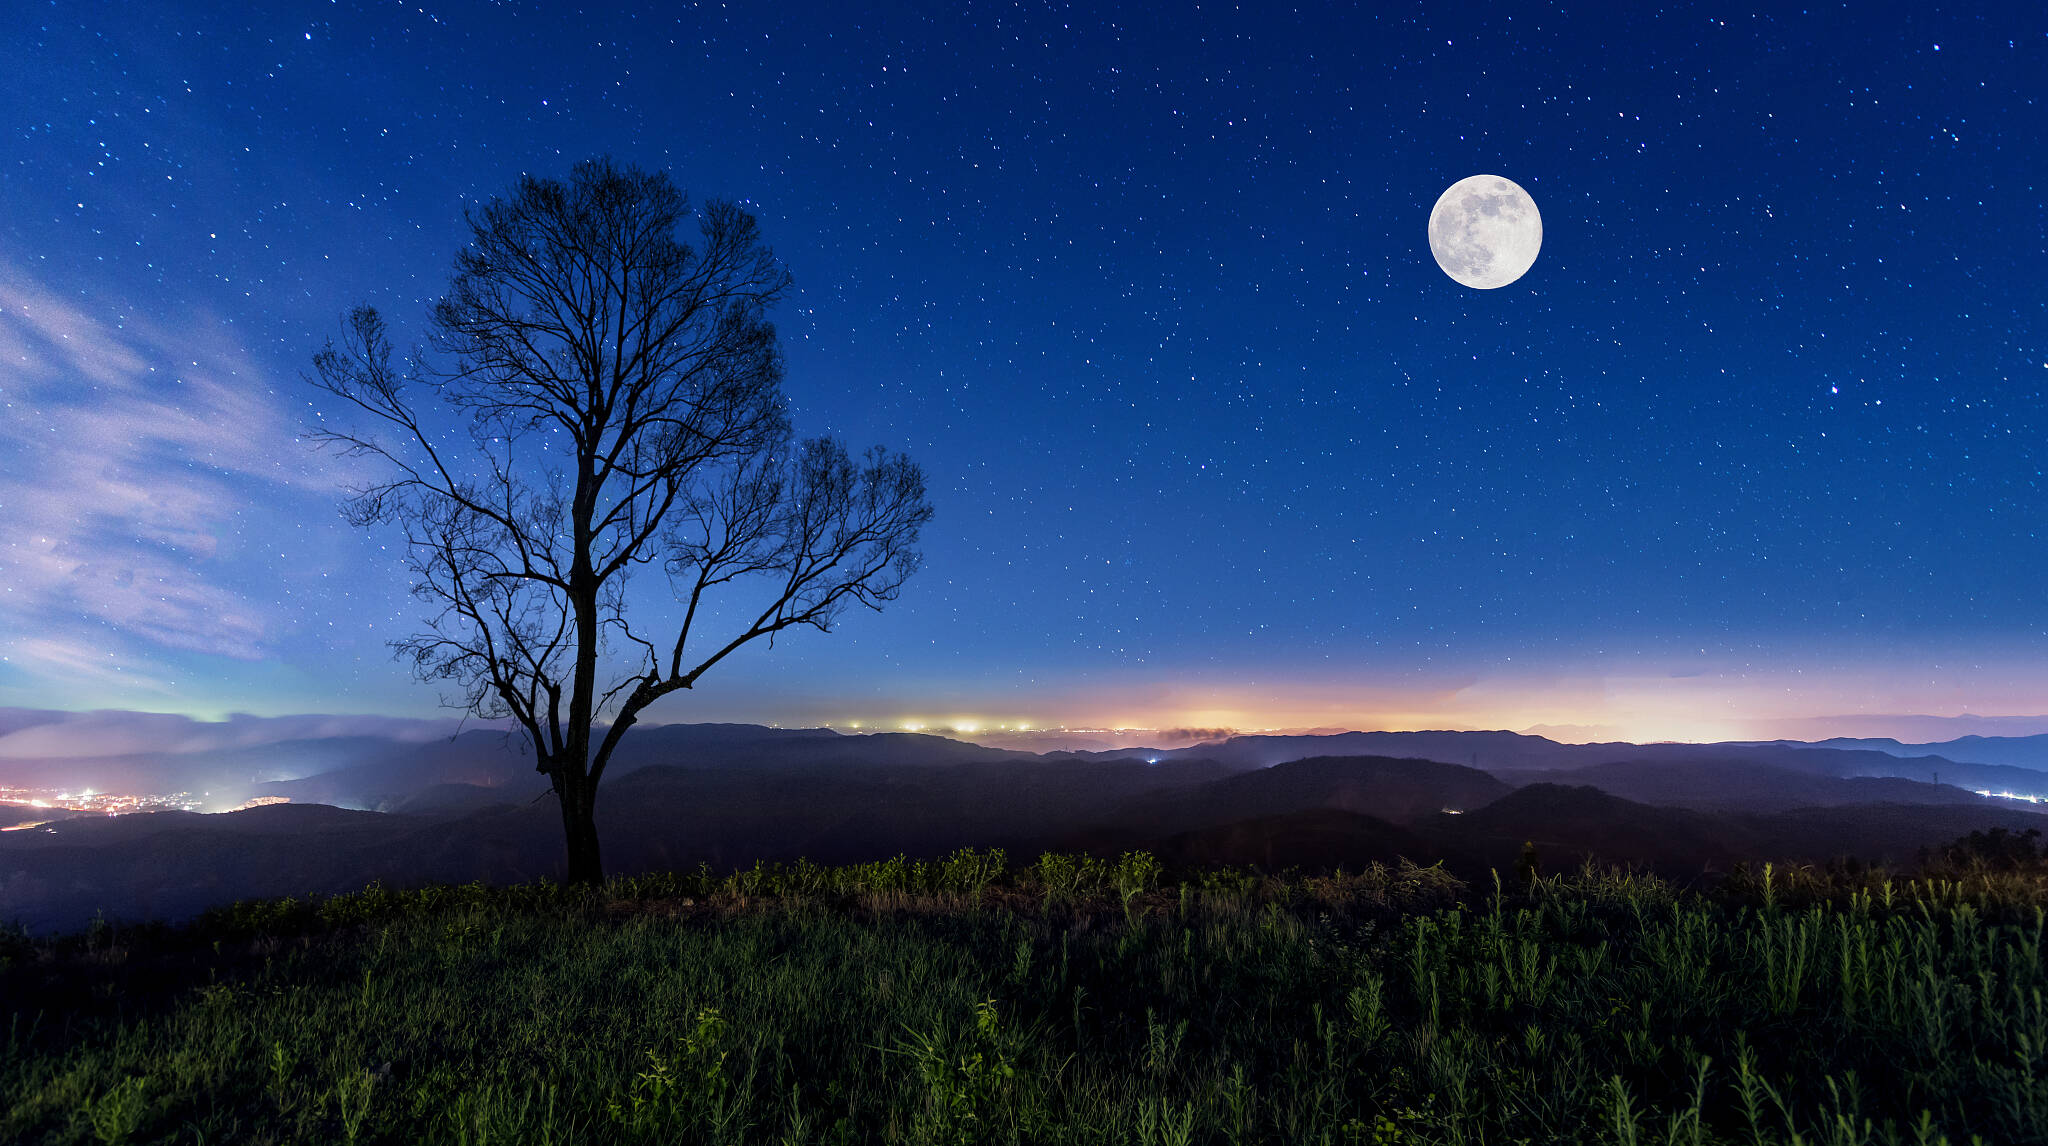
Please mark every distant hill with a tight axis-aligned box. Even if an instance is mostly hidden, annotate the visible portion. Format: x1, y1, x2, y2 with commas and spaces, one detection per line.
594, 754, 1235, 873
1083, 755, 1512, 837
0, 722, 1051, 814
1145, 808, 1440, 871
1423, 783, 1748, 875
1769, 736, 2048, 794
1086, 782, 1744, 882
1723, 802, 2048, 868
1504, 759, 2013, 815
628, 727, 1025, 770
0, 804, 427, 931
389, 782, 544, 817
1045, 781, 2048, 889
0, 805, 82, 829
1800, 735, 2048, 781
16, 719, 2047, 820
253, 724, 1062, 811
10, 722, 2048, 935
250, 731, 551, 809
1073, 729, 2048, 798
1082, 730, 1587, 773
0, 751, 1232, 933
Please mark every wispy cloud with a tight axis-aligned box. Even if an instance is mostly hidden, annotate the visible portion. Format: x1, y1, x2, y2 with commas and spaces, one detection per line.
4, 637, 182, 697
0, 265, 366, 688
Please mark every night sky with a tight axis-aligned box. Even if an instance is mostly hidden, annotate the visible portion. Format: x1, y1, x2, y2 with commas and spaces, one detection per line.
4, 2, 2046, 743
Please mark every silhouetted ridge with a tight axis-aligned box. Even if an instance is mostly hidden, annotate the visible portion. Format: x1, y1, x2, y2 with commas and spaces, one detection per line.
1808, 733, 2048, 771
1128, 731, 1582, 772
1438, 783, 1742, 873
1088, 754, 1514, 839
11, 723, 2048, 935
1148, 808, 1440, 871
1459, 782, 1651, 824
1502, 759, 2006, 815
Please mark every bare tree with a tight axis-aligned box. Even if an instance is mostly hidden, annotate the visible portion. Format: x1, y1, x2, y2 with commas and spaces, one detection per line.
307, 159, 933, 884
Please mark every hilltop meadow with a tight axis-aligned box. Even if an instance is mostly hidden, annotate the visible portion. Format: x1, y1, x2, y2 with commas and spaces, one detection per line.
5, 835, 2046, 1146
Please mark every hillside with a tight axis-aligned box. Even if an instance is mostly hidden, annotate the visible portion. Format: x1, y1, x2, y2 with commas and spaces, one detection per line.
1084, 754, 1512, 836
8, 724, 2048, 935
1504, 758, 2005, 814
1145, 808, 1443, 870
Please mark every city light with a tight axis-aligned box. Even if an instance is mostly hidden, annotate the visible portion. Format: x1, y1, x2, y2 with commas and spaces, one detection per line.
1, 786, 205, 816
1974, 789, 2046, 804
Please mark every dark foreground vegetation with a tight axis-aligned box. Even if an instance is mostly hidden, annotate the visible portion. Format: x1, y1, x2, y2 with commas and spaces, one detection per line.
4, 840, 2047, 1145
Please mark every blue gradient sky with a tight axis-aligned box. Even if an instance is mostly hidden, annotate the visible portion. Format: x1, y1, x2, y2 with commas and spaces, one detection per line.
3, 2, 2045, 743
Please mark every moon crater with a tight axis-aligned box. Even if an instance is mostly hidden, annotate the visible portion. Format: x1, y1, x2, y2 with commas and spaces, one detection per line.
1428, 175, 1542, 290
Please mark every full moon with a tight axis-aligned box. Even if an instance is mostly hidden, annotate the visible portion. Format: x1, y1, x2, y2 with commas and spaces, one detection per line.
1428, 175, 1542, 289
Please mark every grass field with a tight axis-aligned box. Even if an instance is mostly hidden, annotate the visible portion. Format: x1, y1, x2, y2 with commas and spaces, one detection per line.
3, 847, 2045, 1145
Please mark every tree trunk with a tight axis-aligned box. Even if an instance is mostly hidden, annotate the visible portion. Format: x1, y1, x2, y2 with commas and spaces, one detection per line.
556, 777, 605, 885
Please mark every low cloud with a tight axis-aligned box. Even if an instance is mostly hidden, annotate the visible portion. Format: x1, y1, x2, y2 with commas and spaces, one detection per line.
1154, 727, 1237, 745
0, 708, 487, 759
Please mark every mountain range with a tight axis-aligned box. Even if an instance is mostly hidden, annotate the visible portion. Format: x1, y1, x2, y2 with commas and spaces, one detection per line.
3, 722, 2045, 934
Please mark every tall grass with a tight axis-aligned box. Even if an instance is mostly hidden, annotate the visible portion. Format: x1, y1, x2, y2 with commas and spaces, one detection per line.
3, 850, 2043, 1144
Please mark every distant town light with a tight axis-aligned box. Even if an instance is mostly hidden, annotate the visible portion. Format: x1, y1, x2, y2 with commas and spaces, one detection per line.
1975, 789, 2045, 803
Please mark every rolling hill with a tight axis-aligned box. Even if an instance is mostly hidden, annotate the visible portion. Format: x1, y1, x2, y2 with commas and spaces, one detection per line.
8, 724, 2048, 935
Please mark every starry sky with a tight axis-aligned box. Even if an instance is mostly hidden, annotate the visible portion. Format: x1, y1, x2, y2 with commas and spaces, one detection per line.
3, 2, 2045, 744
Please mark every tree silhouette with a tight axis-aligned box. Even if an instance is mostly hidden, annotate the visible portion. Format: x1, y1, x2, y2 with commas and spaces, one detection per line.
307, 159, 933, 884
